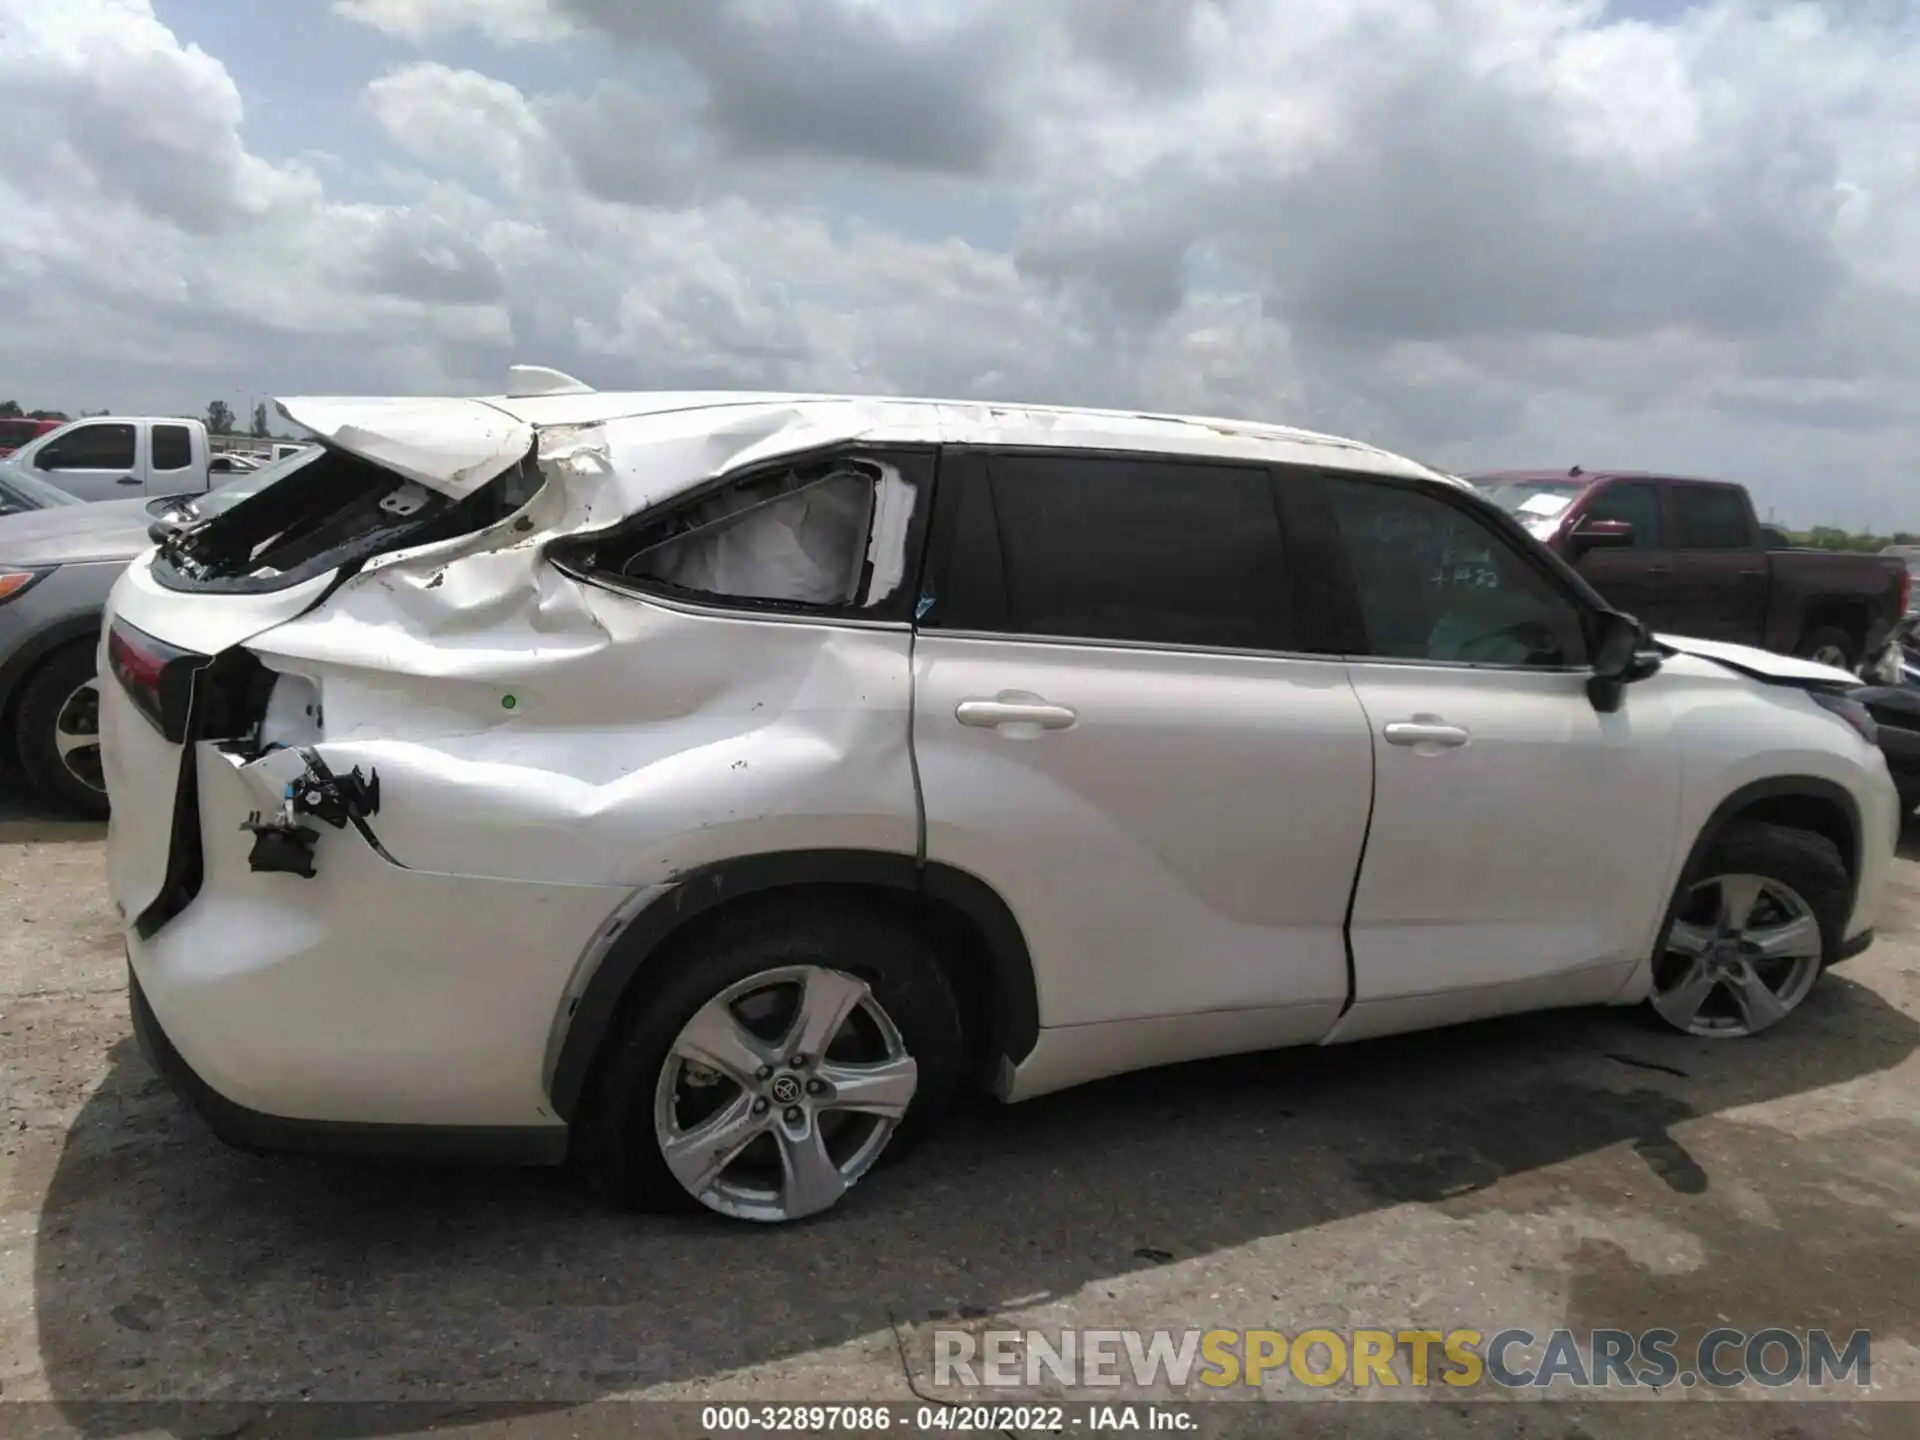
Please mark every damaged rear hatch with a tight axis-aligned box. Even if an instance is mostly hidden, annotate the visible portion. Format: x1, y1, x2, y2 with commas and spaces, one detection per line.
102, 397, 539, 933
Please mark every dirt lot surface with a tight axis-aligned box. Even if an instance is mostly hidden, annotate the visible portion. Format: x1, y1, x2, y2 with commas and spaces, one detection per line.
2, 774, 1919, 1439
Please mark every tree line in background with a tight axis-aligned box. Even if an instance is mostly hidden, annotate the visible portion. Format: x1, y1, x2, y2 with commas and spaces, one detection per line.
202, 399, 290, 440
0, 400, 105, 421
1780, 526, 1920, 553
2, 398, 294, 441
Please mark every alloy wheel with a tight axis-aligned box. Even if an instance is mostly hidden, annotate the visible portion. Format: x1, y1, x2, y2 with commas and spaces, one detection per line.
52, 679, 104, 795
652, 964, 918, 1221
1651, 872, 1823, 1037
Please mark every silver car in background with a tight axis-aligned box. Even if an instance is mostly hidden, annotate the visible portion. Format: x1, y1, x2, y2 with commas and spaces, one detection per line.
0, 450, 312, 815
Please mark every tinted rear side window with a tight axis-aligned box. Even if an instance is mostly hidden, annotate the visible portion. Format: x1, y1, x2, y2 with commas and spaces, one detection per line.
1670, 486, 1751, 549
930, 453, 1290, 650
151, 424, 193, 472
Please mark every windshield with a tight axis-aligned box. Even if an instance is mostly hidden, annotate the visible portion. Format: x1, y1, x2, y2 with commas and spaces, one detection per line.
1475, 479, 1587, 519
0, 465, 86, 514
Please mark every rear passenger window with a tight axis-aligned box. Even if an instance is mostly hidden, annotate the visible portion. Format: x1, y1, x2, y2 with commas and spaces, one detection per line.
930, 453, 1290, 650
151, 424, 193, 472
1670, 486, 1751, 549
562, 451, 931, 615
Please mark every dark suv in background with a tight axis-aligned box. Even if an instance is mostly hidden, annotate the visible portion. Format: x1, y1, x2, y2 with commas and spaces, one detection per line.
1474, 469, 1909, 671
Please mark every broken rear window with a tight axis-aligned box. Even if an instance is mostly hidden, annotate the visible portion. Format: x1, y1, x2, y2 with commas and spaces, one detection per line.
561, 451, 930, 617
152, 443, 544, 595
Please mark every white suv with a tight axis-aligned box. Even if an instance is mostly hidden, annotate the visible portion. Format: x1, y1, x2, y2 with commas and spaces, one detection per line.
100, 373, 1899, 1224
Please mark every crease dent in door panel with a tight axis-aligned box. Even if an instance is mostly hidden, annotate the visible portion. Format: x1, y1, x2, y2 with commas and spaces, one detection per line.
228, 409, 925, 887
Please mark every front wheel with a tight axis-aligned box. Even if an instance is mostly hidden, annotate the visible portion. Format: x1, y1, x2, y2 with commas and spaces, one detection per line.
1647, 822, 1848, 1038
584, 898, 964, 1222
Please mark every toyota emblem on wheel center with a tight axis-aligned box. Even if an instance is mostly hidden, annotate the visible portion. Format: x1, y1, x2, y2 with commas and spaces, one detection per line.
770, 1074, 802, 1105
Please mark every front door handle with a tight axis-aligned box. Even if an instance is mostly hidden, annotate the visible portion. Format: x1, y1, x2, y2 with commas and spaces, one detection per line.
956, 696, 1078, 731
1384, 720, 1471, 748
1646, 564, 1671, 577
116, 475, 141, 486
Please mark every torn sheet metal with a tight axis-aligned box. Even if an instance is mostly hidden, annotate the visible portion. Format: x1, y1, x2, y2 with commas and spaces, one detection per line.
223, 403, 928, 886
239, 583, 920, 887
148, 746, 625, 1128
275, 395, 534, 499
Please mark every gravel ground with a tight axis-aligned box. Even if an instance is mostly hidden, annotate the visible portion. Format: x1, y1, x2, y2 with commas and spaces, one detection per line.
2, 774, 1918, 1439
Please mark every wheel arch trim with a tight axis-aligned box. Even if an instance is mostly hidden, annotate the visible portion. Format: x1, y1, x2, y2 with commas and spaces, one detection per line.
1685, 775, 1863, 886
544, 849, 1040, 1122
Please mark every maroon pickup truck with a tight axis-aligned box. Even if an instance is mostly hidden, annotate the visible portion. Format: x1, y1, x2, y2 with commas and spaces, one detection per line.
1472, 469, 1911, 671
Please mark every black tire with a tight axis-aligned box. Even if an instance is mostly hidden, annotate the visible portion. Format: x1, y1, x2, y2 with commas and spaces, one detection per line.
1645, 820, 1850, 1035
583, 894, 964, 1218
14, 643, 109, 820
1795, 624, 1859, 672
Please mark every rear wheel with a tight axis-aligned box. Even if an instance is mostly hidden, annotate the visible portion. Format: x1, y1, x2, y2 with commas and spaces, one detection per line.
584, 898, 963, 1222
1796, 624, 1859, 672
15, 643, 109, 820
1647, 822, 1847, 1038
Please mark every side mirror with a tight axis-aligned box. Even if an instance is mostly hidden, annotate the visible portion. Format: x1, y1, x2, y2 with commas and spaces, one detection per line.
1588, 610, 1660, 713
1569, 517, 1634, 556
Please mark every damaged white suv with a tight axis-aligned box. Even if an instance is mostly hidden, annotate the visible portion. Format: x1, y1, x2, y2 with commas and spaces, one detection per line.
101, 370, 1898, 1223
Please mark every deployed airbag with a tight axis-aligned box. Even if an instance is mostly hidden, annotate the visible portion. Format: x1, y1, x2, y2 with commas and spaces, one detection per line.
627, 466, 875, 606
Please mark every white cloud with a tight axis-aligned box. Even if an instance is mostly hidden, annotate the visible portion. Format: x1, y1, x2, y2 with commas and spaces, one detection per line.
0, 0, 1918, 528
330, 0, 573, 46
363, 62, 557, 192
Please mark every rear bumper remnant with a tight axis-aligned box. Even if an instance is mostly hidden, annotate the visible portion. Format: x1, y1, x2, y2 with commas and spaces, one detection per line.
130, 963, 568, 1165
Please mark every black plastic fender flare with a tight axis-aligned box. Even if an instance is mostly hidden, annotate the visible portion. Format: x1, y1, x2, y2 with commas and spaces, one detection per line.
545, 849, 1040, 1122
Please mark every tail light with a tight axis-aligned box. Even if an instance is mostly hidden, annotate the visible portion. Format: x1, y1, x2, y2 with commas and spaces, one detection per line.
1900, 568, 1913, 618
106, 619, 204, 741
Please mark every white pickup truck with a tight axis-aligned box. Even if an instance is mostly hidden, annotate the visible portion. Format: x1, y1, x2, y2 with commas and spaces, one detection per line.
0, 416, 230, 502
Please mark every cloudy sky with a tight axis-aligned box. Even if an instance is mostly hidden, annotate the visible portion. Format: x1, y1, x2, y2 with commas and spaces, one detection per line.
2, 0, 1916, 528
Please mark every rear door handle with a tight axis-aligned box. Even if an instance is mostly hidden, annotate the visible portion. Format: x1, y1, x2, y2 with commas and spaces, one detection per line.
1646, 565, 1670, 577
1384, 720, 1471, 748
956, 697, 1078, 731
